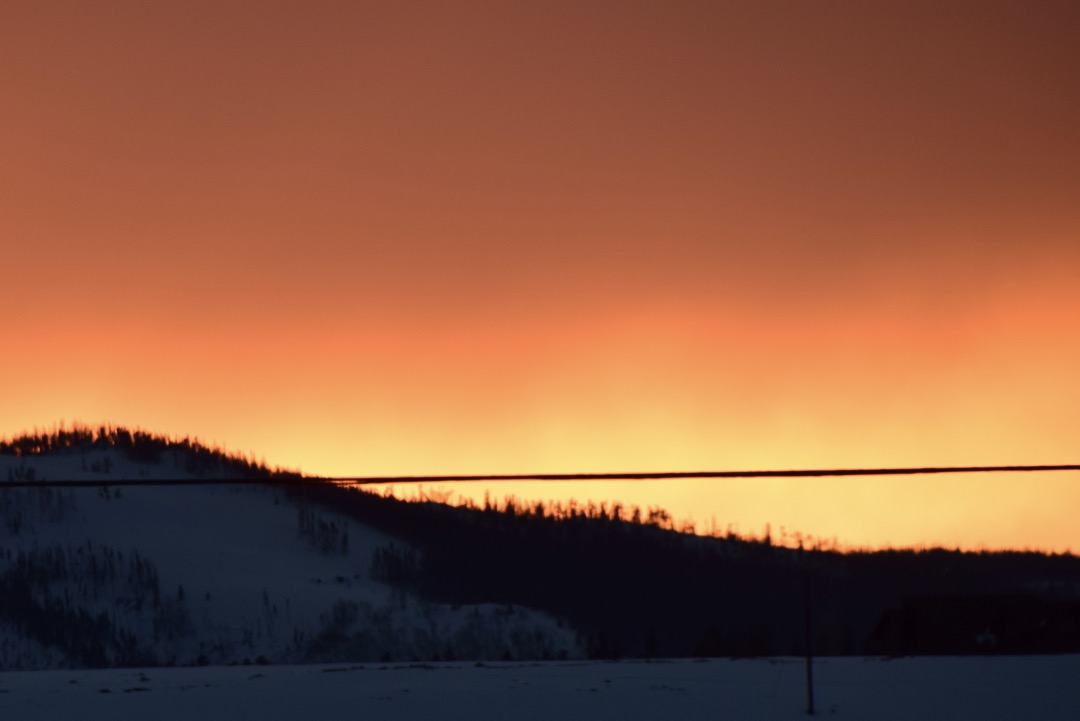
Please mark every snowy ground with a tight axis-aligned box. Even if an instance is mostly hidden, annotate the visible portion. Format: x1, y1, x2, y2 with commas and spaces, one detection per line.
2, 655, 1078, 721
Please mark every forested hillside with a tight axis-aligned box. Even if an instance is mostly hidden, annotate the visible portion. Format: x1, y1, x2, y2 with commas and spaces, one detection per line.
5, 426, 1080, 666
292, 482, 1080, 658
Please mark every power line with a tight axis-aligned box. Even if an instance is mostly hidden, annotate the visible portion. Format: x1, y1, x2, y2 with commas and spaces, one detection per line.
3, 464, 1079, 488
323, 464, 1080, 484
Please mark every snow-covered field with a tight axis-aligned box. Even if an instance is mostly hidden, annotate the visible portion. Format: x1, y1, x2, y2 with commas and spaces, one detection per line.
2, 655, 1078, 720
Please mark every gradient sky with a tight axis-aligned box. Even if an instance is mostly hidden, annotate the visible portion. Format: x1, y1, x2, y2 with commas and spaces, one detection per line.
3, 1, 1079, 550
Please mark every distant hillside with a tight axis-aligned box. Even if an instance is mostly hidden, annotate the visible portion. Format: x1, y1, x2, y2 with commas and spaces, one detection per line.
289, 482, 1080, 659
0, 427, 580, 669
5, 425, 1080, 667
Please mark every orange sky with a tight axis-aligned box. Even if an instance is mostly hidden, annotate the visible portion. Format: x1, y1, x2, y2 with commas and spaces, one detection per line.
3, 1, 1079, 551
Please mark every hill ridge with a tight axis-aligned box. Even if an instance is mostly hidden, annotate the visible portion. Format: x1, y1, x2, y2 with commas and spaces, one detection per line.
0, 423, 290, 479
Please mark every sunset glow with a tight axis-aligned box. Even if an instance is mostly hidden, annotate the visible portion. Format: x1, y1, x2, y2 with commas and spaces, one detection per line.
4, 2, 1079, 551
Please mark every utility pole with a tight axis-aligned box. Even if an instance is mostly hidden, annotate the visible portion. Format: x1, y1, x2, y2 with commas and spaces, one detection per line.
803, 549, 815, 715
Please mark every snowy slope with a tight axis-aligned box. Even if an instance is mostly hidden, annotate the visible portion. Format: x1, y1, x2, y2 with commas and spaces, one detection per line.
0, 447, 582, 668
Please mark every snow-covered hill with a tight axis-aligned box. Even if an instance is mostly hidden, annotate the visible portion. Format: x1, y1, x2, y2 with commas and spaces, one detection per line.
0, 440, 582, 669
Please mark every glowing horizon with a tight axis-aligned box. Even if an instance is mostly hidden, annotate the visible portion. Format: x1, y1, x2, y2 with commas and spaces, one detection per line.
4, 421, 1079, 554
